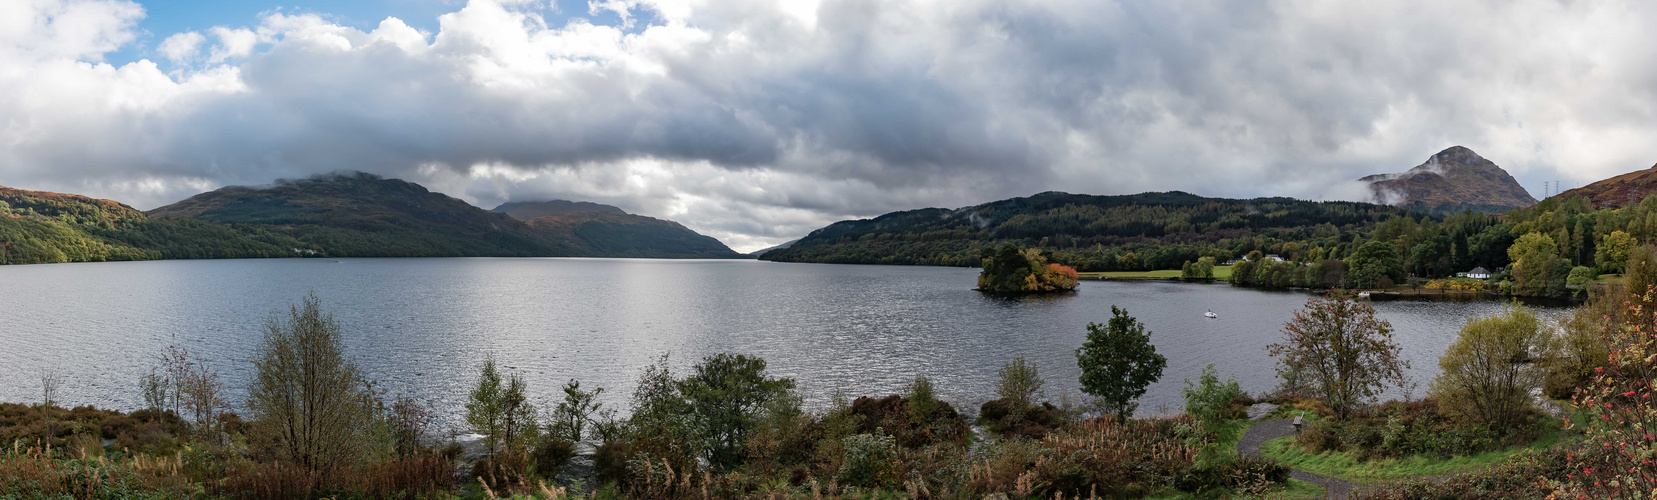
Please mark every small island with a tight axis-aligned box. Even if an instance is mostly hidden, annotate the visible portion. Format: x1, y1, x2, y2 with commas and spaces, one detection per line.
976, 244, 1079, 293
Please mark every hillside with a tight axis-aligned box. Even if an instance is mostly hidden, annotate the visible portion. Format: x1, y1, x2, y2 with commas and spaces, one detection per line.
1360, 146, 1536, 214
147, 173, 552, 257
0, 185, 306, 265
525, 211, 743, 259
1553, 164, 1657, 209
495, 200, 626, 220
3, 173, 741, 263
761, 191, 1411, 270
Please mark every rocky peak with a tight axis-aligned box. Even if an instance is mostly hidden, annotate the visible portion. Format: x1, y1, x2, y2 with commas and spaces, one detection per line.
1360, 146, 1537, 214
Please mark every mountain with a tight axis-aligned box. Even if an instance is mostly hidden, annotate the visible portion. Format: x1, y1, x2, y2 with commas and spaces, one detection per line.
750, 239, 798, 257
1553, 164, 1657, 209
523, 211, 743, 258
1360, 146, 1536, 214
495, 200, 626, 220
1, 185, 307, 265
761, 191, 1410, 270
147, 172, 552, 257
13, 172, 754, 263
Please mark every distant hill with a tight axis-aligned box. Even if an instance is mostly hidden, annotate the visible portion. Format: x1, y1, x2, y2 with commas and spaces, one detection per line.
761, 191, 1410, 270
144, 172, 743, 259
1553, 164, 1657, 209
0, 185, 308, 265
525, 211, 743, 259
750, 239, 798, 257
148, 173, 552, 257
495, 200, 626, 220
1360, 146, 1536, 214
1, 173, 743, 264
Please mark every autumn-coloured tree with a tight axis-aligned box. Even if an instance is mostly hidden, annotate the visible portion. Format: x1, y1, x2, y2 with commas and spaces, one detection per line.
976, 244, 1078, 293
1267, 291, 1407, 420
1547, 291, 1657, 498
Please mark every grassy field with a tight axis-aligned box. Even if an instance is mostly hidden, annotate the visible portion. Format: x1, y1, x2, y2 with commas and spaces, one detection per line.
1080, 265, 1234, 281
1258, 423, 1567, 483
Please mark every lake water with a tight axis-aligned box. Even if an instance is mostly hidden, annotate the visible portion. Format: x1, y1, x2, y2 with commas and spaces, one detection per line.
0, 258, 1571, 427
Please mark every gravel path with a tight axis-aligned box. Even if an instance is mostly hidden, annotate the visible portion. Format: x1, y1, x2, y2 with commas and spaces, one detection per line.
1238, 419, 1361, 499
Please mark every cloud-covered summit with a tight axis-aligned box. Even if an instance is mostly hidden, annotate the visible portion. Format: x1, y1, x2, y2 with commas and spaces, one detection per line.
4, 0, 1657, 251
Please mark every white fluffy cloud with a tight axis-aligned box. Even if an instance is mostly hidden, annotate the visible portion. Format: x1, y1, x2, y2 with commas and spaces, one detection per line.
156, 30, 203, 63
3, 0, 1657, 251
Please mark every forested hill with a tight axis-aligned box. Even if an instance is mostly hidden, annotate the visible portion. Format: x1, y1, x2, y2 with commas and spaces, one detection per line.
147, 173, 552, 257
761, 191, 1414, 270
0, 185, 308, 265
524, 211, 744, 259
2, 173, 743, 264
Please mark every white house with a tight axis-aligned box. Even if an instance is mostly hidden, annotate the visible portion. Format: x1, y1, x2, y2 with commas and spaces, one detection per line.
1458, 267, 1492, 280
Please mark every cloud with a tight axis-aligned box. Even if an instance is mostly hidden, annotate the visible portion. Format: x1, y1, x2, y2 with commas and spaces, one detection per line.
206, 26, 256, 62
156, 30, 203, 63
4, 0, 1657, 251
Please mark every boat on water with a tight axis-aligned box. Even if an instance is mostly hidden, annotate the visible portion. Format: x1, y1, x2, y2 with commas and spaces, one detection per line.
1204, 309, 1217, 319
1357, 291, 1371, 298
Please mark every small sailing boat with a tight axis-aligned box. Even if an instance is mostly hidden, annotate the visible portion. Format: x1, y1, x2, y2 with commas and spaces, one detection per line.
1356, 291, 1371, 299
1204, 309, 1217, 319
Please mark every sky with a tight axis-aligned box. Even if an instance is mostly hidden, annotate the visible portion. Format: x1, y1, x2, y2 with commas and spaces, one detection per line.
4, 0, 1657, 252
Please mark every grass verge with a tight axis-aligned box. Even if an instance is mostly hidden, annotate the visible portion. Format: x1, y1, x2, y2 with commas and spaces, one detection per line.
1080, 266, 1234, 281
1258, 424, 1566, 483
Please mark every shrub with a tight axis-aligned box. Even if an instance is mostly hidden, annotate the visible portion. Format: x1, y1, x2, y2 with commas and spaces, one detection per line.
848, 394, 970, 448
1429, 303, 1548, 431
995, 355, 1044, 419
531, 437, 576, 479
836, 430, 900, 490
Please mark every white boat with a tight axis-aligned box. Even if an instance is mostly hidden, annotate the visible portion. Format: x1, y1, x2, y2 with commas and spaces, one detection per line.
1204, 309, 1217, 319
1357, 291, 1371, 298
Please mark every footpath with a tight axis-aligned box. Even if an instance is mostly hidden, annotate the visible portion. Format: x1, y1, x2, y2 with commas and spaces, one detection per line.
1238, 404, 1361, 499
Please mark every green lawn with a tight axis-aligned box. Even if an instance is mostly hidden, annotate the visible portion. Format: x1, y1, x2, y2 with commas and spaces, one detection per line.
1080, 265, 1234, 281
1258, 424, 1567, 483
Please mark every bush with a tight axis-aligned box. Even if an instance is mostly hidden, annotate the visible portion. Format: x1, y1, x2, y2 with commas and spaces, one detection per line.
836, 430, 900, 490
1293, 399, 1545, 459
978, 399, 1060, 439
531, 437, 575, 479
594, 440, 633, 485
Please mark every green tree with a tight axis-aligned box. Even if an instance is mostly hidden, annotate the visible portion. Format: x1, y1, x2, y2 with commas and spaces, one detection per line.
679, 353, 796, 471
499, 373, 538, 456
1508, 232, 1564, 296
1182, 364, 1245, 474
1347, 240, 1404, 288
1429, 305, 1548, 431
466, 357, 506, 461
547, 379, 604, 442
1077, 306, 1168, 420
1595, 230, 1635, 274
247, 294, 376, 471
1268, 292, 1408, 420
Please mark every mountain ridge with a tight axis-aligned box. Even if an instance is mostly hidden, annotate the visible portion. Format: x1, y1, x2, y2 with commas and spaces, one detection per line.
1553, 164, 1657, 209
3, 172, 741, 264
1360, 146, 1536, 214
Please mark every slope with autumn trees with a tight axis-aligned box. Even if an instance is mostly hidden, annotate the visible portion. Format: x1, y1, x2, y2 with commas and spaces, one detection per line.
761, 190, 1412, 272
0, 185, 307, 265
1552, 163, 1657, 209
